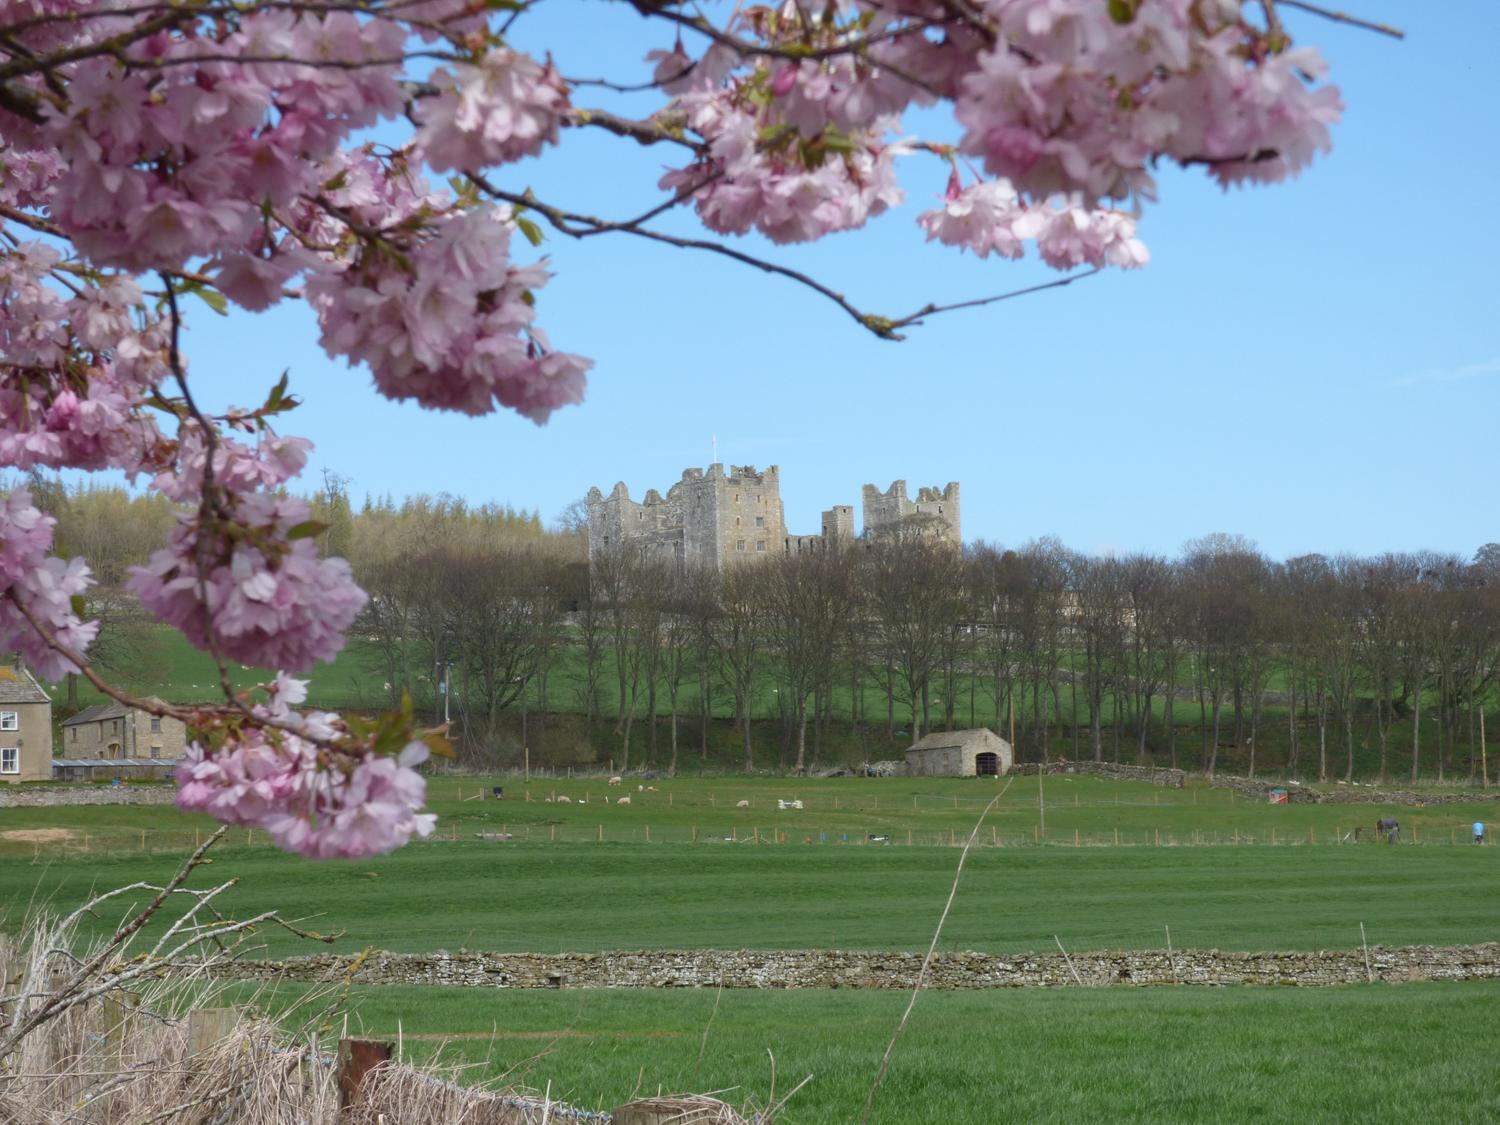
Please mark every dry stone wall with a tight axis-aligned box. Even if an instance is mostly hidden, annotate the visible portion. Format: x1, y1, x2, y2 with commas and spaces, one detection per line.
1208, 776, 1494, 806
0, 784, 177, 808
211, 943, 1500, 991
1012, 761, 1187, 788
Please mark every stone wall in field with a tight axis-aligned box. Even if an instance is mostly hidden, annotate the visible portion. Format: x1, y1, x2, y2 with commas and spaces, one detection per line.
0, 784, 177, 808
213, 943, 1500, 991
1011, 761, 1187, 788
1208, 776, 1494, 806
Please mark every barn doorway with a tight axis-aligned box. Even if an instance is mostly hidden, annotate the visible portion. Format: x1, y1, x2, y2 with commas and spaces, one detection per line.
975, 752, 999, 776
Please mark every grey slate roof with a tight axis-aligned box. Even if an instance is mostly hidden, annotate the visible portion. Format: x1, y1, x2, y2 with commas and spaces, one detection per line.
53, 758, 179, 769
60, 701, 128, 727
0, 666, 50, 704
908, 728, 1010, 754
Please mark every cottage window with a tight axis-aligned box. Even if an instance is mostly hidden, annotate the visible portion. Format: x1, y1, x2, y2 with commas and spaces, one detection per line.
0, 747, 16, 774
151, 717, 162, 733
0, 711, 16, 732
151, 744, 162, 757
70, 727, 77, 742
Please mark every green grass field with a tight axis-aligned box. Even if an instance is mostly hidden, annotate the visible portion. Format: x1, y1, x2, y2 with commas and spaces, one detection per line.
8, 774, 1500, 1122
230, 980, 1500, 1123
6, 774, 1496, 861
7, 832, 1499, 958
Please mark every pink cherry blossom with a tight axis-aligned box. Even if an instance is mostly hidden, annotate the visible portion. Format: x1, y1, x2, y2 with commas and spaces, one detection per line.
127, 494, 367, 672
414, 49, 569, 172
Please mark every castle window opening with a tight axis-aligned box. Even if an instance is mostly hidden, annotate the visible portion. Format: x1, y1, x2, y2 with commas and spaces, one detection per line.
756, 541, 766, 552
735, 516, 742, 527
755, 516, 765, 527
734, 493, 740, 503
736, 540, 746, 552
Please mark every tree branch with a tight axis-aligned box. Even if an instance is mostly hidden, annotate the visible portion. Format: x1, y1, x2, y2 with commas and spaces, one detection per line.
1273, 1, 1405, 39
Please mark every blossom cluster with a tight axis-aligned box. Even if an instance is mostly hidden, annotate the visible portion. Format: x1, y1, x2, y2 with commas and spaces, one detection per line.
655, 0, 1341, 264
0, 488, 98, 681
175, 676, 436, 859
127, 493, 367, 673
918, 176, 1150, 269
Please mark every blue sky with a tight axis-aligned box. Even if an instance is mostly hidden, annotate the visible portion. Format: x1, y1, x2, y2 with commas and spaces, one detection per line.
184, 2, 1499, 561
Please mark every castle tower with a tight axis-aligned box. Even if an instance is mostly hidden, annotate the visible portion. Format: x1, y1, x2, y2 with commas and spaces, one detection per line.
862, 480, 961, 545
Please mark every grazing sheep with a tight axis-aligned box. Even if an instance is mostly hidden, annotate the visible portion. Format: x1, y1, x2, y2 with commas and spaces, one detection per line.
736, 799, 750, 808
646, 786, 658, 792
556, 795, 571, 804
609, 776, 622, 786
637, 784, 645, 791
577, 796, 588, 805
616, 796, 631, 806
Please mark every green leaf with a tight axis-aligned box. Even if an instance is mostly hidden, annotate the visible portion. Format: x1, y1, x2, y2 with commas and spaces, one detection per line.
286, 521, 328, 540
190, 286, 228, 317
322, 169, 349, 192
70, 594, 87, 619
1108, 0, 1138, 24
516, 215, 545, 247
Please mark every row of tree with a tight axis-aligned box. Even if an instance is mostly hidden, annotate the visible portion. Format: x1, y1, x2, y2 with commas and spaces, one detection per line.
360, 530, 1500, 782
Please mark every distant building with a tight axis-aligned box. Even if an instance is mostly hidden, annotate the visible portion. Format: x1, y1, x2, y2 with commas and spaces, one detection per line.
905, 729, 1013, 777
586, 464, 960, 570
60, 700, 188, 762
0, 664, 53, 783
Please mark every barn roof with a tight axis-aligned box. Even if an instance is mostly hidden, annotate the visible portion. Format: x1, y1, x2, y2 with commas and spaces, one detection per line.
61, 701, 128, 727
907, 728, 1011, 755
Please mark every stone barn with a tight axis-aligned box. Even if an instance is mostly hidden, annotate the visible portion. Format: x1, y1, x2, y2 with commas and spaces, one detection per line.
905, 729, 1013, 778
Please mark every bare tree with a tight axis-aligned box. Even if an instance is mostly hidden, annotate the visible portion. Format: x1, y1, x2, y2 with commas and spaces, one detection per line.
713, 562, 770, 772
865, 537, 964, 746
765, 547, 856, 773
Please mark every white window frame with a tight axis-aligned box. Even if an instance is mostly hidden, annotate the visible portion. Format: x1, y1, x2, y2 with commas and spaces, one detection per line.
0, 747, 18, 774
0, 711, 17, 732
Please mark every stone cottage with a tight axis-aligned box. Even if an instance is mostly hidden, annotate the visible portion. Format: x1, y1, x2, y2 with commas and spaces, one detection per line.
905, 729, 1013, 777
60, 700, 188, 761
0, 664, 53, 783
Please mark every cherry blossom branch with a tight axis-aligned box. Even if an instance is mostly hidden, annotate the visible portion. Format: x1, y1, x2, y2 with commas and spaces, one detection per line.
472, 175, 1100, 340
3, 577, 361, 759
568, 106, 700, 152
885, 268, 1101, 332
1273, 0, 1406, 39
469, 174, 908, 338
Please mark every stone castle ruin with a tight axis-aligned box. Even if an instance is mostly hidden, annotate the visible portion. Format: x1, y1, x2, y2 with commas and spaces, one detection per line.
586, 464, 959, 569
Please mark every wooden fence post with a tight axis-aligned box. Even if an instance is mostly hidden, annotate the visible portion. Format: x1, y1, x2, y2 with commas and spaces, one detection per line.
188, 1007, 243, 1057
337, 1038, 393, 1109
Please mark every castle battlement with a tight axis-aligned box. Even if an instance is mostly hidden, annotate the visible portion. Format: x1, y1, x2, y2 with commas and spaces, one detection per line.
587, 466, 959, 569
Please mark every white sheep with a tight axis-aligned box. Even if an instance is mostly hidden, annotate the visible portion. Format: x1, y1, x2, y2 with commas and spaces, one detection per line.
637, 784, 645, 791
609, 776, 622, 786
646, 785, 658, 792
736, 799, 750, 808
616, 796, 631, 806
556, 795, 571, 804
